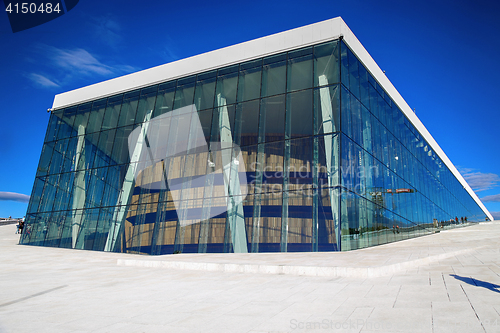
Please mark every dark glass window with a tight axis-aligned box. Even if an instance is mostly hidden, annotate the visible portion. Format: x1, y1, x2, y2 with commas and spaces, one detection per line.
262, 55, 286, 97
118, 90, 140, 127
287, 48, 313, 92
237, 64, 262, 102
234, 100, 259, 146
286, 89, 313, 139
259, 94, 285, 142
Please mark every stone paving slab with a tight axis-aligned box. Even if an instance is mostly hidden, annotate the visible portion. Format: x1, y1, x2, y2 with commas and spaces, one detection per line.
0, 222, 499, 332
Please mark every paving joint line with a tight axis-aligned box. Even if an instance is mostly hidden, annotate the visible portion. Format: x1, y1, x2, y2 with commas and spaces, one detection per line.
442, 273, 450, 302
0, 285, 68, 308
460, 284, 487, 332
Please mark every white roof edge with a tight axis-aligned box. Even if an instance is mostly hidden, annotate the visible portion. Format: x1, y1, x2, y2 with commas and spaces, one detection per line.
51, 17, 491, 220
339, 18, 492, 221
52, 17, 345, 110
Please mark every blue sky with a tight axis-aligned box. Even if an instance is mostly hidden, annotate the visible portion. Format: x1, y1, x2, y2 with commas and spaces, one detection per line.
1, 0, 499, 219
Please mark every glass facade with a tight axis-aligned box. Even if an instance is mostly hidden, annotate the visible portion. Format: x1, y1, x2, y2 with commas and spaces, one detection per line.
21, 38, 488, 254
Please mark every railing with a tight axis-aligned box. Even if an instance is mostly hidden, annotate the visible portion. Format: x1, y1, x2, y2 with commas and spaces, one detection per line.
0, 219, 21, 226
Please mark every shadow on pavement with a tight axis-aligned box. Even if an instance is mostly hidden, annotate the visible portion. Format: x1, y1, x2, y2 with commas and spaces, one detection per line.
450, 274, 500, 293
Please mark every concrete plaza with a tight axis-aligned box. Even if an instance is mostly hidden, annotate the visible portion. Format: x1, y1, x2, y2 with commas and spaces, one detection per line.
0, 222, 499, 333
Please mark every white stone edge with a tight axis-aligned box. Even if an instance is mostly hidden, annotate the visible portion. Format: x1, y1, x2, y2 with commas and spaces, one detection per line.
50, 16, 492, 220
116, 246, 478, 278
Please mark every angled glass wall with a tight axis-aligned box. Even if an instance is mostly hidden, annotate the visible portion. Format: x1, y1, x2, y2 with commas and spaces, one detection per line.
338, 40, 486, 250
21, 37, 487, 254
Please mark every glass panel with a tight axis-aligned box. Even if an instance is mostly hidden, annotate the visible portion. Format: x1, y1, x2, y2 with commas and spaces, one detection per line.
85, 167, 108, 208
287, 53, 313, 92
101, 95, 122, 130
173, 76, 196, 110
197, 109, 212, 145
194, 71, 216, 111
151, 200, 178, 254
259, 141, 284, 194
236, 144, 258, 195
317, 186, 339, 251
215, 66, 238, 106
316, 133, 340, 189
73, 102, 91, 134
96, 129, 116, 165
38, 175, 58, 212
259, 94, 285, 143
340, 41, 349, 89
237, 64, 262, 102
286, 89, 313, 139
27, 177, 45, 214
127, 203, 156, 254
19, 214, 35, 244
154, 81, 176, 117
341, 86, 352, 139
359, 64, 369, 108
234, 100, 259, 147
347, 48, 360, 99
74, 208, 100, 250
287, 136, 313, 191
36, 142, 54, 177
111, 125, 134, 165
210, 104, 235, 148
340, 190, 356, 251
135, 86, 158, 124
252, 191, 282, 252
314, 40, 339, 87
314, 84, 340, 135
286, 189, 313, 252
45, 111, 63, 142
28, 212, 50, 246
87, 98, 107, 133
350, 95, 362, 146
261, 55, 286, 97
53, 172, 73, 211
361, 105, 372, 153
118, 90, 140, 127
92, 207, 113, 251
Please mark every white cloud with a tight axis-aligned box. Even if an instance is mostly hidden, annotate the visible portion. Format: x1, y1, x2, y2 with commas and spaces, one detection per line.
0, 192, 30, 203
489, 211, 500, 220
481, 194, 500, 202
89, 16, 122, 46
458, 167, 500, 192
28, 45, 140, 88
50, 47, 115, 76
27, 73, 60, 88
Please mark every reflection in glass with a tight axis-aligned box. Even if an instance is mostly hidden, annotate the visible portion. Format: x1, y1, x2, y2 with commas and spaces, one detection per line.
23, 37, 488, 255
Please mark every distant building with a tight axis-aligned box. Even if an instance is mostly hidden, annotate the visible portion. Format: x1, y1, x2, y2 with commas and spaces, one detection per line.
21, 18, 492, 254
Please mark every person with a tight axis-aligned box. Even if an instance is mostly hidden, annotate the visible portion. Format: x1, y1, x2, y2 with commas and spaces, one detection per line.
455, 216, 458, 224
16, 220, 20, 234
19, 217, 25, 234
